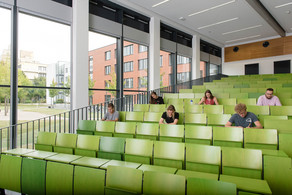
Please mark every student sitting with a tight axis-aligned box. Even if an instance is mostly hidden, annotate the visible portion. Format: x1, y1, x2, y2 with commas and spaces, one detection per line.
198, 90, 219, 105
257, 88, 282, 106
225, 103, 262, 129
101, 103, 119, 121
159, 105, 179, 125
150, 91, 164, 104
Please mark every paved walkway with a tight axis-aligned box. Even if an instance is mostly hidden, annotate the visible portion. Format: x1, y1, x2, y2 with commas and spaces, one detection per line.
0, 110, 49, 121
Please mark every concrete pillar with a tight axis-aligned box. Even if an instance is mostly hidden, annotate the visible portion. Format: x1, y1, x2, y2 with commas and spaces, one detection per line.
192, 35, 200, 79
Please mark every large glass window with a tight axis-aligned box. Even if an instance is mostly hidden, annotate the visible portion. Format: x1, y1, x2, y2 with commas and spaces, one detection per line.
160, 50, 173, 88
210, 64, 220, 76
177, 54, 191, 83
200, 61, 206, 78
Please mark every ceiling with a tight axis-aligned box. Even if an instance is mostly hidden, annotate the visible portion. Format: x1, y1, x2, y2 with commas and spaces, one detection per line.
110, 0, 292, 47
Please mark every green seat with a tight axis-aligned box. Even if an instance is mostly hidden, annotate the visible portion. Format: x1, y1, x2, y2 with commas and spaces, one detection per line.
22, 151, 57, 160
163, 93, 178, 102
270, 106, 292, 117
168, 98, 184, 106
143, 112, 162, 123
187, 177, 237, 195
114, 121, 136, 138
133, 104, 149, 112
126, 111, 144, 122
244, 128, 278, 150
153, 141, 185, 169
167, 104, 184, 113
179, 93, 194, 99
179, 89, 193, 93
192, 85, 205, 91
222, 147, 262, 179
266, 83, 282, 88
45, 153, 82, 164
70, 156, 109, 168
149, 104, 166, 112
138, 164, 177, 174
119, 111, 126, 122
184, 105, 203, 113
281, 99, 292, 106
76, 120, 96, 135
185, 125, 212, 145
35, 132, 57, 152
213, 127, 243, 148
136, 122, 159, 140
264, 119, 292, 134
105, 166, 143, 195
100, 160, 141, 170
186, 144, 221, 174
279, 133, 292, 158
177, 112, 185, 125
229, 93, 249, 99
143, 171, 185, 195
241, 88, 258, 93
125, 138, 153, 164
0, 154, 22, 192
223, 88, 241, 93
95, 121, 115, 137
75, 134, 100, 157
214, 93, 230, 99
248, 93, 264, 99
46, 161, 74, 195
218, 98, 236, 105
247, 105, 269, 115
204, 105, 224, 114
184, 98, 201, 105
207, 114, 231, 126
283, 83, 292, 87
159, 124, 184, 142
98, 137, 125, 160
224, 105, 236, 114
237, 98, 257, 105
275, 92, 292, 100
185, 113, 207, 125
74, 166, 105, 195
194, 93, 204, 98
54, 133, 78, 154
258, 115, 288, 127
2, 148, 34, 156
176, 169, 218, 180
234, 84, 250, 88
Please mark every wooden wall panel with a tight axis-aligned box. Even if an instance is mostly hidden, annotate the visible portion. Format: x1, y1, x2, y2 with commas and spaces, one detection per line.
225, 36, 292, 62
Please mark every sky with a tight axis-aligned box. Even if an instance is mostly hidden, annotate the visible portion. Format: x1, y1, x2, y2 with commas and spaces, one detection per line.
0, 7, 116, 65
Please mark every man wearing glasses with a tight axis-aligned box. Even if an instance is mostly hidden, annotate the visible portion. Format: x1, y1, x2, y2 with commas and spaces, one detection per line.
257, 88, 282, 106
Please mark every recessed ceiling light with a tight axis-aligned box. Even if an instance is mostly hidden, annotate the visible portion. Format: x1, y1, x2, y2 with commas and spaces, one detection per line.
198, 17, 238, 30
225, 35, 261, 43
152, 0, 170, 8
222, 25, 262, 35
188, 0, 236, 17
275, 2, 292, 8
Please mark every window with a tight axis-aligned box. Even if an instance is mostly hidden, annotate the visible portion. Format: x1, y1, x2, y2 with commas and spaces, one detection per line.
177, 55, 190, 64
38, 73, 46, 78
124, 44, 133, 56
177, 72, 190, 83
105, 80, 111, 88
124, 78, 133, 88
105, 51, 111, 60
177, 55, 191, 83
124, 61, 133, 72
105, 65, 111, 75
38, 66, 46, 72
160, 55, 163, 67
138, 76, 147, 88
160, 50, 173, 88
169, 74, 172, 86
139, 45, 148, 53
138, 59, 148, 70
169, 54, 172, 66
105, 95, 111, 102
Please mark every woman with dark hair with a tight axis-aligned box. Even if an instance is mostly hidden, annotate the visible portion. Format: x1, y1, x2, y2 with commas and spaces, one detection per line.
159, 105, 179, 125
150, 91, 164, 104
198, 90, 219, 105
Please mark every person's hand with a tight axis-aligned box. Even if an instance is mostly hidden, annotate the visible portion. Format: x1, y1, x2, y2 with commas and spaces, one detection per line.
246, 123, 251, 128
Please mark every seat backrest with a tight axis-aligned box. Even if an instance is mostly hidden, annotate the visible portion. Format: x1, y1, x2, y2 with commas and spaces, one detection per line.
143, 171, 185, 195
133, 104, 149, 112
279, 133, 292, 158
55, 133, 77, 148
194, 93, 204, 98
186, 144, 221, 166
204, 105, 223, 114
119, 111, 126, 122
207, 114, 231, 126
223, 105, 235, 114
237, 98, 257, 105
185, 125, 212, 141
281, 99, 292, 106
265, 119, 292, 134
241, 88, 258, 93
126, 111, 144, 122
168, 98, 184, 106
214, 93, 230, 99
143, 112, 162, 123
244, 128, 277, 149
217, 98, 236, 105
247, 105, 269, 115
115, 122, 136, 135
160, 124, 184, 138
179, 93, 194, 99
99, 136, 125, 153
125, 138, 153, 157
248, 92, 264, 99
223, 88, 241, 93
184, 113, 207, 125
77, 120, 96, 131
163, 93, 178, 102
213, 127, 243, 144
149, 104, 166, 112
154, 141, 185, 161
270, 106, 292, 116
184, 98, 201, 105
167, 104, 184, 113
76, 134, 100, 151
36, 132, 57, 145
258, 115, 288, 126
229, 93, 249, 99
179, 89, 193, 93
106, 166, 143, 194
184, 105, 203, 114
96, 121, 115, 133
136, 122, 159, 136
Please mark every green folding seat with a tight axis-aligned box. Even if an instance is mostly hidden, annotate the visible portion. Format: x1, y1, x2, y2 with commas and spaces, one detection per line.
248, 92, 264, 99
193, 88, 206, 93
186, 144, 221, 174
176, 169, 218, 181
230, 93, 249, 99
143, 112, 162, 123
149, 104, 166, 112
241, 88, 258, 93
204, 105, 224, 114
185, 125, 212, 145
126, 111, 144, 122
136, 122, 159, 140
194, 93, 204, 98
224, 105, 236, 114
76, 120, 96, 135
187, 178, 237, 195
133, 104, 149, 112
247, 105, 269, 115
265, 119, 292, 134
0, 154, 22, 193
53, 133, 78, 154
143, 171, 185, 195
177, 112, 185, 124
283, 83, 292, 87
184, 104, 203, 113
258, 115, 287, 127
46, 161, 74, 195
270, 106, 292, 117
21, 158, 47, 195
217, 98, 236, 105
74, 166, 105, 195
185, 113, 207, 125
214, 93, 230, 99
179, 93, 194, 99
276, 88, 292, 93
125, 138, 153, 164
234, 84, 250, 88
184, 98, 201, 105
258, 87, 271, 93
275, 92, 292, 100
95, 121, 115, 137
237, 98, 256, 105
168, 98, 184, 106
263, 78, 277, 81
163, 93, 178, 103
222, 147, 262, 179
99, 160, 141, 170
159, 124, 184, 142
281, 99, 292, 106
114, 121, 136, 138
98, 136, 125, 160
179, 89, 193, 93
153, 141, 185, 169
105, 166, 143, 195
213, 127, 243, 148
207, 114, 231, 126
258, 81, 271, 84
244, 129, 277, 150
138, 164, 177, 174
266, 83, 282, 89
192, 85, 205, 90
223, 88, 241, 93
249, 84, 263, 88
119, 111, 126, 122
279, 133, 292, 158
75, 134, 100, 157
167, 104, 184, 113
45, 153, 82, 164
35, 132, 57, 152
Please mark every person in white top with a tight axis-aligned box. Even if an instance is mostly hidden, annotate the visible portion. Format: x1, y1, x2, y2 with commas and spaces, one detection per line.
257, 88, 282, 106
